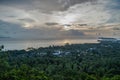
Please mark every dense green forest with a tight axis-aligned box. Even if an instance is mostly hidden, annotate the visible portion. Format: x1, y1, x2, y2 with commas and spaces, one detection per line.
0, 42, 120, 80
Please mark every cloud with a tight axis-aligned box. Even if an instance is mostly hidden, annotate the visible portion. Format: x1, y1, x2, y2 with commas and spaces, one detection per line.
45, 22, 59, 26
0, 0, 119, 26
0, 20, 25, 38
18, 18, 35, 22
63, 29, 85, 36
0, 20, 87, 39
113, 27, 120, 30
52, 0, 111, 25
0, 0, 120, 39
0, 0, 97, 12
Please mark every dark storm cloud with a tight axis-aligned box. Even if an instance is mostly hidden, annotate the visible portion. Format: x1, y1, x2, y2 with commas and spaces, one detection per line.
18, 18, 35, 22
108, 0, 120, 10
0, 20, 24, 31
0, 0, 97, 12
78, 24, 88, 26
59, 29, 86, 39
113, 27, 120, 30
63, 29, 85, 36
0, 20, 26, 38
68, 29, 85, 36
0, 20, 86, 39
45, 22, 58, 26
106, 0, 120, 24
0, 0, 32, 5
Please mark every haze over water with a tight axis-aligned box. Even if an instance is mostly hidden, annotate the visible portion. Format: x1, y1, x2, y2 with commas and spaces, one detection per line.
0, 39, 98, 50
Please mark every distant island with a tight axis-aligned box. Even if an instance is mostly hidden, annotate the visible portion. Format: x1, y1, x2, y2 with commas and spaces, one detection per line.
98, 37, 120, 42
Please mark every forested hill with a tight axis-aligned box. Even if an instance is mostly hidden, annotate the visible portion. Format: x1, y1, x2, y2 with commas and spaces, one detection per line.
0, 42, 120, 80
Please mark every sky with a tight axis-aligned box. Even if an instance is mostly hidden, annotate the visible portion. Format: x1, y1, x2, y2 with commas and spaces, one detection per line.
0, 0, 120, 40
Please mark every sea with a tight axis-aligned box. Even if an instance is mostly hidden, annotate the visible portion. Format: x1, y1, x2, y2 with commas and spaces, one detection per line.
0, 39, 98, 50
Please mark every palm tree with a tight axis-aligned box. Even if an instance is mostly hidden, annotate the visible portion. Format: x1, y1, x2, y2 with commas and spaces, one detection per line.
0, 45, 4, 51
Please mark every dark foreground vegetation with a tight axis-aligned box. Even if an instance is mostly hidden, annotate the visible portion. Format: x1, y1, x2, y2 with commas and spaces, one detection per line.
0, 42, 120, 80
